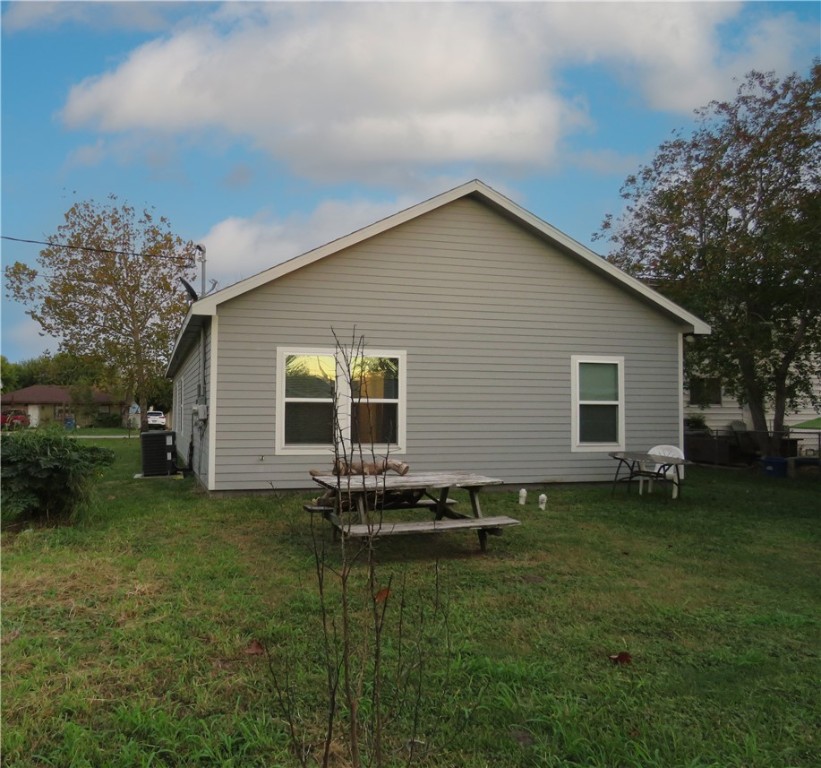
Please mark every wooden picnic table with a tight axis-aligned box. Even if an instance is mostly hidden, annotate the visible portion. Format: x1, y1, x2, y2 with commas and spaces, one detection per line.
308, 471, 520, 551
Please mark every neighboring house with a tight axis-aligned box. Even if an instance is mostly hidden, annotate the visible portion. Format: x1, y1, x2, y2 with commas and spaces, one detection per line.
685, 375, 821, 458
167, 180, 709, 492
0, 384, 120, 428
685, 375, 821, 431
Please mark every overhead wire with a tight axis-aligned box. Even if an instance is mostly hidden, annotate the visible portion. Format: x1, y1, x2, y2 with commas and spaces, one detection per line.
1, 235, 195, 263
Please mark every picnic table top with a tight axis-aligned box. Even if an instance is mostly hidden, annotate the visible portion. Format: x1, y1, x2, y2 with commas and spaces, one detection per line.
311, 471, 503, 493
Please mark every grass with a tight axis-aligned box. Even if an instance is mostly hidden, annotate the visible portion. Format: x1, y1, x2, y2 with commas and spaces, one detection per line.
67, 426, 140, 437
2, 440, 819, 767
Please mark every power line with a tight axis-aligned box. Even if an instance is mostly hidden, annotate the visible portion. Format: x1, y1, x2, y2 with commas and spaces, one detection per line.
1, 235, 194, 263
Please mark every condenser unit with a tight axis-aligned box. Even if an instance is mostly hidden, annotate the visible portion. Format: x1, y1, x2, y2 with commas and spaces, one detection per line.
140, 430, 177, 477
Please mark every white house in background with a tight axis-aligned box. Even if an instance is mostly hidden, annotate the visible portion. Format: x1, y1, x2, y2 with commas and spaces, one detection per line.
685, 375, 821, 431
166, 180, 709, 492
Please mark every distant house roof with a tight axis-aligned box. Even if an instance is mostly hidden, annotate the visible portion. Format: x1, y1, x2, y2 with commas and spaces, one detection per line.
1, 385, 116, 406
167, 178, 711, 377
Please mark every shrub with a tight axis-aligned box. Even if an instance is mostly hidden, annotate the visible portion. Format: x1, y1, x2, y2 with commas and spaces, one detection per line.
1, 428, 115, 525
94, 413, 122, 428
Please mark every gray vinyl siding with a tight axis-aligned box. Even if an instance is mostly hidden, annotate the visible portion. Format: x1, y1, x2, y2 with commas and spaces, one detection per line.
212, 197, 684, 490
172, 321, 211, 487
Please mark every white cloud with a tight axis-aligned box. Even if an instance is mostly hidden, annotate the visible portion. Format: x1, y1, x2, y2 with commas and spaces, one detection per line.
58, 2, 817, 183
65, 138, 108, 169
572, 148, 642, 176
1, 0, 178, 34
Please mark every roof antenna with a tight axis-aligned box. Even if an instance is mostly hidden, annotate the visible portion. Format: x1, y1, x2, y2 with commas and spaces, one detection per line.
195, 244, 206, 297
179, 277, 198, 302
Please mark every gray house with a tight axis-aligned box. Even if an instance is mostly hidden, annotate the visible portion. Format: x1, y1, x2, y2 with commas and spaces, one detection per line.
167, 180, 709, 492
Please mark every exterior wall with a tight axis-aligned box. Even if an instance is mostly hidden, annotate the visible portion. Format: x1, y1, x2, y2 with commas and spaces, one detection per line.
684, 395, 745, 431
172, 320, 212, 487
211, 197, 686, 490
29, 405, 41, 428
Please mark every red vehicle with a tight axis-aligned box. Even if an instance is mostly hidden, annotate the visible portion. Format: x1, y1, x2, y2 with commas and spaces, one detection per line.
1, 409, 30, 429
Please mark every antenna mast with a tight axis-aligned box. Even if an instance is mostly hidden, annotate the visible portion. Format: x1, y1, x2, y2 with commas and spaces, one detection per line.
195, 244, 206, 297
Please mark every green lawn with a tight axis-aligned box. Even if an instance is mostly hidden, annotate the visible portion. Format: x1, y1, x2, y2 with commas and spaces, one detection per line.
2, 440, 818, 767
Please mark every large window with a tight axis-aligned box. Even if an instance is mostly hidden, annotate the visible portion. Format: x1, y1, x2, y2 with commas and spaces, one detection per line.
276, 348, 405, 455
571, 356, 624, 451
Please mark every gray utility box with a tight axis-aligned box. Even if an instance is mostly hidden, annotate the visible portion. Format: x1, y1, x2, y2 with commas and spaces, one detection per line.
140, 430, 176, 476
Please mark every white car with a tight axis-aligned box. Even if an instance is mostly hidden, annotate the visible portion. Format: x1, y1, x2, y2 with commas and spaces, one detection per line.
146, 410, 166, 429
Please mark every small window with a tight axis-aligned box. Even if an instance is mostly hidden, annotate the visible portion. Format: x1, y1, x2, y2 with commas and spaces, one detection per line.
688, 377, 722, 406
277, 348, 406, 455
571, 356, 625, 451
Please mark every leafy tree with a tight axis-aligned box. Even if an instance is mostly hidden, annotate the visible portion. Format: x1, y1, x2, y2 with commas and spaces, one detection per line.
1, 352, 110, 391
4, 197, 197, 426
0, 356, 22, 393
598, 64, 821, 455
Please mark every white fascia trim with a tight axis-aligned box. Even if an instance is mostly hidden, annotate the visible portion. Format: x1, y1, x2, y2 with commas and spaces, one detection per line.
191, 183, 479, 316
181, 179, 710, 336
207, 315, 218, 491
475, 185, 712, 335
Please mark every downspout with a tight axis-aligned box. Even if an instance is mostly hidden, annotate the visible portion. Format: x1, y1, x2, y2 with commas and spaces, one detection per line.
194, 244, 209, 485
196, 244, 208, 402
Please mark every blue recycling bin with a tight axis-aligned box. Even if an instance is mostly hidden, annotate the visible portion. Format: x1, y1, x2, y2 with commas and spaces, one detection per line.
64, 417, 76, 431
760, 456, 788, 478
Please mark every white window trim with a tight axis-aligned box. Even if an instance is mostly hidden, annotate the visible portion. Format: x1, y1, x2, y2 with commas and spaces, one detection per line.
276, 346, 406, 456
571, 355, 625, 453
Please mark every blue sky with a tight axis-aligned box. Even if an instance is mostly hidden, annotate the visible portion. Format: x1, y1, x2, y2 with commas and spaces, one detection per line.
2, 0, 819, 363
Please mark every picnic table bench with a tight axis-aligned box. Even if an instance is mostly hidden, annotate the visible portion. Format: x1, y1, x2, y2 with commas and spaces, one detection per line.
307, 471, 520, 551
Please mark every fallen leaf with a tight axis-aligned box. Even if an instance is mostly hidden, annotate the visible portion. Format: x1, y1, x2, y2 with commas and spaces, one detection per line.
609, 651, 632, 665
374, 587, 391, 604
245, 639, 265, 655
510, 728, 535, 747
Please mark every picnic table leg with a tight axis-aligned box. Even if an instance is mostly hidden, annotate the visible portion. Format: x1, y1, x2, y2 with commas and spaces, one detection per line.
467, 487, 484, 519
611, 460, 625, 495
478, 529, 488, 552
435, 487, 450, 520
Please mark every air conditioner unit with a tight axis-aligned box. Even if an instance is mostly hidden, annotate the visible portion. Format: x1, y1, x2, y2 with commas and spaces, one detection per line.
140, 430, 177, 477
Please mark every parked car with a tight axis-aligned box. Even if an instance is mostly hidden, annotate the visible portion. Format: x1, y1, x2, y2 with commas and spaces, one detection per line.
146, 411, 166, 429
1, 409, 30, 430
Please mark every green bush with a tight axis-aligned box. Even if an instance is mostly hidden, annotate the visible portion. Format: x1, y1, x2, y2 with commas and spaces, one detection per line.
1, 428, 115, 525
93, 413, 122, 428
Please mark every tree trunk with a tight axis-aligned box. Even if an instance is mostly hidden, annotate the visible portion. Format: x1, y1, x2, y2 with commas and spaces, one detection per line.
740, 358, 774, 456
771, 377, 789, 458
139, 394, 149, 432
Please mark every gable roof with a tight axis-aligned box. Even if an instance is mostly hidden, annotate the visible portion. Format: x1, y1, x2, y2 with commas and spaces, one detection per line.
167, 179, 709, 376
1, 384, 116, 406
